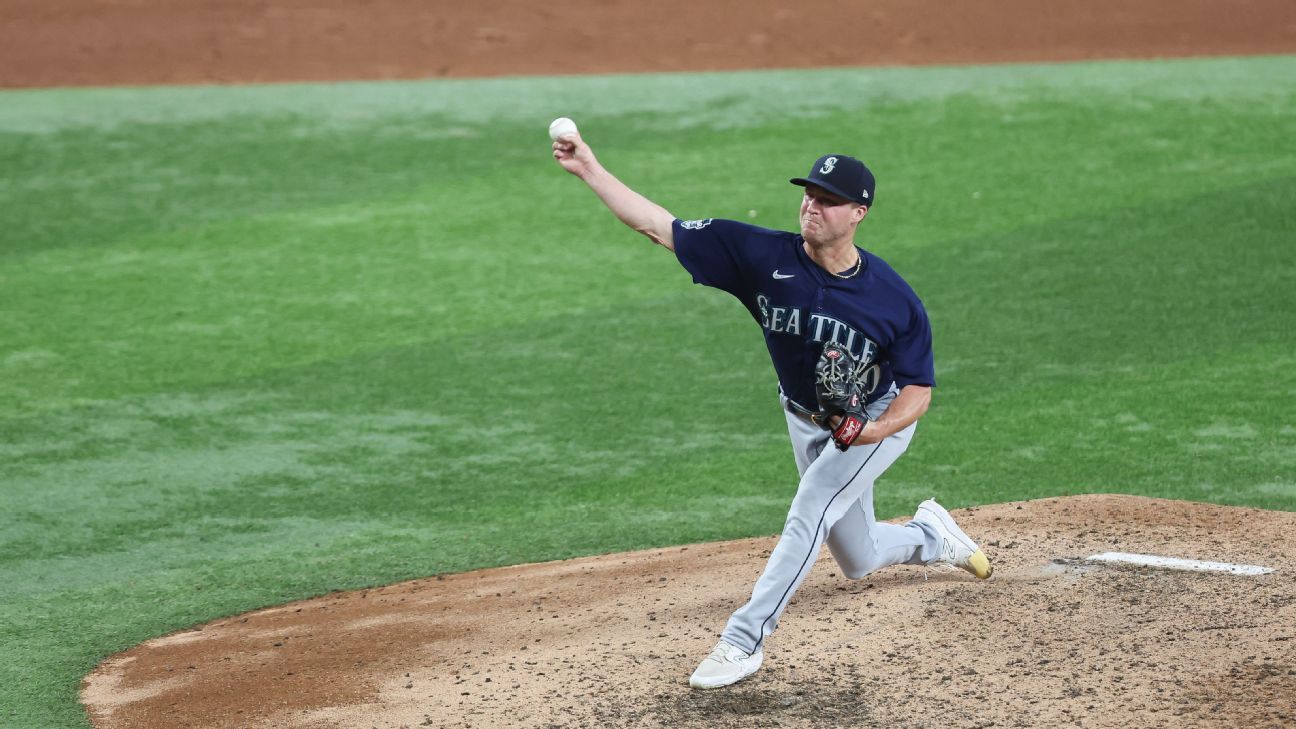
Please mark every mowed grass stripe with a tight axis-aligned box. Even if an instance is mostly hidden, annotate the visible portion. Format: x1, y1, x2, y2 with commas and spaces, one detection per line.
4, 96, 1293, 415
1, 57, 1294, 727
4, 56, 1295, 265
2, 55, 1292, 134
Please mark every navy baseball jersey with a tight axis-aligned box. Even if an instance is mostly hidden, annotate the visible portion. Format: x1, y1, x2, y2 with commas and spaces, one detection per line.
672, 218, 935, 412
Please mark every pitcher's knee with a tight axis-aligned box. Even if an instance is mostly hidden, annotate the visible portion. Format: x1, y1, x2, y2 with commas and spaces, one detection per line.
830, 550, 888, 580
840, 564, 871, 580
781, 512, 825, 541
829, 553, 869, 580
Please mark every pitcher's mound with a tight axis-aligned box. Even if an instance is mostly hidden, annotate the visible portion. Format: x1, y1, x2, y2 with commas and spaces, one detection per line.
82, 495, 1294, 728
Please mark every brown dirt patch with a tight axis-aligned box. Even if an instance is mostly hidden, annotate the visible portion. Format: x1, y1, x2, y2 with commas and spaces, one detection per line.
82, 496, 1296, 729
3, 0, 1295, 88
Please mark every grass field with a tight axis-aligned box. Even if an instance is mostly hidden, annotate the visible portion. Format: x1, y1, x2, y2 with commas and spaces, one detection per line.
2, 55, 1294, 727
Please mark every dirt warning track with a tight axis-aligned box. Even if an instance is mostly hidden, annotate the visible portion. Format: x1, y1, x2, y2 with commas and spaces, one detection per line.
82, 496, 1295, 728
3, 0, 1295, 88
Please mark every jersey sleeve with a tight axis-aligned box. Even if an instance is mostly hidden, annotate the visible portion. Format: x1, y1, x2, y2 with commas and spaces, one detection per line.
888, 303, 937, 388
671, 218, 765, 297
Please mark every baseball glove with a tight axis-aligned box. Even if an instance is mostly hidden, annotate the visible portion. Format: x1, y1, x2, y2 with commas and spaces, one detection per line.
813, 341, 869, 451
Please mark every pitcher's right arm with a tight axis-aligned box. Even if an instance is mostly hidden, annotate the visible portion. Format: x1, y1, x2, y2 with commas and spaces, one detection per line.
552, 132, 676, 251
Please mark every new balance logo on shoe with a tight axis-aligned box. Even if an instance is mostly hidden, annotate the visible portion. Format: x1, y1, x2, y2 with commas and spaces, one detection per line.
942, 540, 958, 563
916, 499, 994, 580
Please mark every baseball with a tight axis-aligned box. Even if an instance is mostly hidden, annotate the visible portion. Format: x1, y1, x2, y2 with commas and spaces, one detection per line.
548, 117, 578, 141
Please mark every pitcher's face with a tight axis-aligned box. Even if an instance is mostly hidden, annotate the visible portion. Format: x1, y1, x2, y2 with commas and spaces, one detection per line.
799, 185, 866, 246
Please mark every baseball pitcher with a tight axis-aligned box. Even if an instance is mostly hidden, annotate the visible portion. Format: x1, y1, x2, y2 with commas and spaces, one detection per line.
552, 125, 992, 690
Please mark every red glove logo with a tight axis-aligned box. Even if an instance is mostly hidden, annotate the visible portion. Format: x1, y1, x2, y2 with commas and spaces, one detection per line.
833, 416, 864, 450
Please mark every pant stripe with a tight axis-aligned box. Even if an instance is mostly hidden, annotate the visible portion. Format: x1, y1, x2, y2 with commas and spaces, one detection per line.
752, 440, 884, 651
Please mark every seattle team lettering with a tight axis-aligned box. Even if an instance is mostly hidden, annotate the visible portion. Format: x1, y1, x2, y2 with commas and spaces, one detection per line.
756, 293, 883, 394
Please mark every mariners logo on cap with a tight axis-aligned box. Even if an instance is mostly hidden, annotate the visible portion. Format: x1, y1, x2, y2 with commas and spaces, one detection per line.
819, 157, 838, 175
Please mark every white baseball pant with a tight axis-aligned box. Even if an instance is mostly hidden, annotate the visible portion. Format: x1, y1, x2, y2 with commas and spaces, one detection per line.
720, 390, 945, 653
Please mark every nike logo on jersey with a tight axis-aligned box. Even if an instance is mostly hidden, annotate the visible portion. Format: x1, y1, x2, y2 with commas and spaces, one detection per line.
772, 270, 795, 279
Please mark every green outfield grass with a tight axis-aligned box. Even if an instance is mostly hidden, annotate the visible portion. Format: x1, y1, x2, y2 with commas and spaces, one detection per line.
2, 56, 1294, 726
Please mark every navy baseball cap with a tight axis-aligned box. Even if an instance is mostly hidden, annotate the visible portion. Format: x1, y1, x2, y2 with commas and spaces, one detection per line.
790, 154, 875, 206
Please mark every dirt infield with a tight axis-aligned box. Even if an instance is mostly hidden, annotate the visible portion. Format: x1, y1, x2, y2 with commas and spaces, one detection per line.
3, 0, 1295, 88
83, 496, 1294, 728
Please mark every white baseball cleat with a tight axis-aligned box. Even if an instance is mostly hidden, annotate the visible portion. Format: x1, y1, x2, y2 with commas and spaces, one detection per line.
914, 498, 993, 579
688, 639, 764, 689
